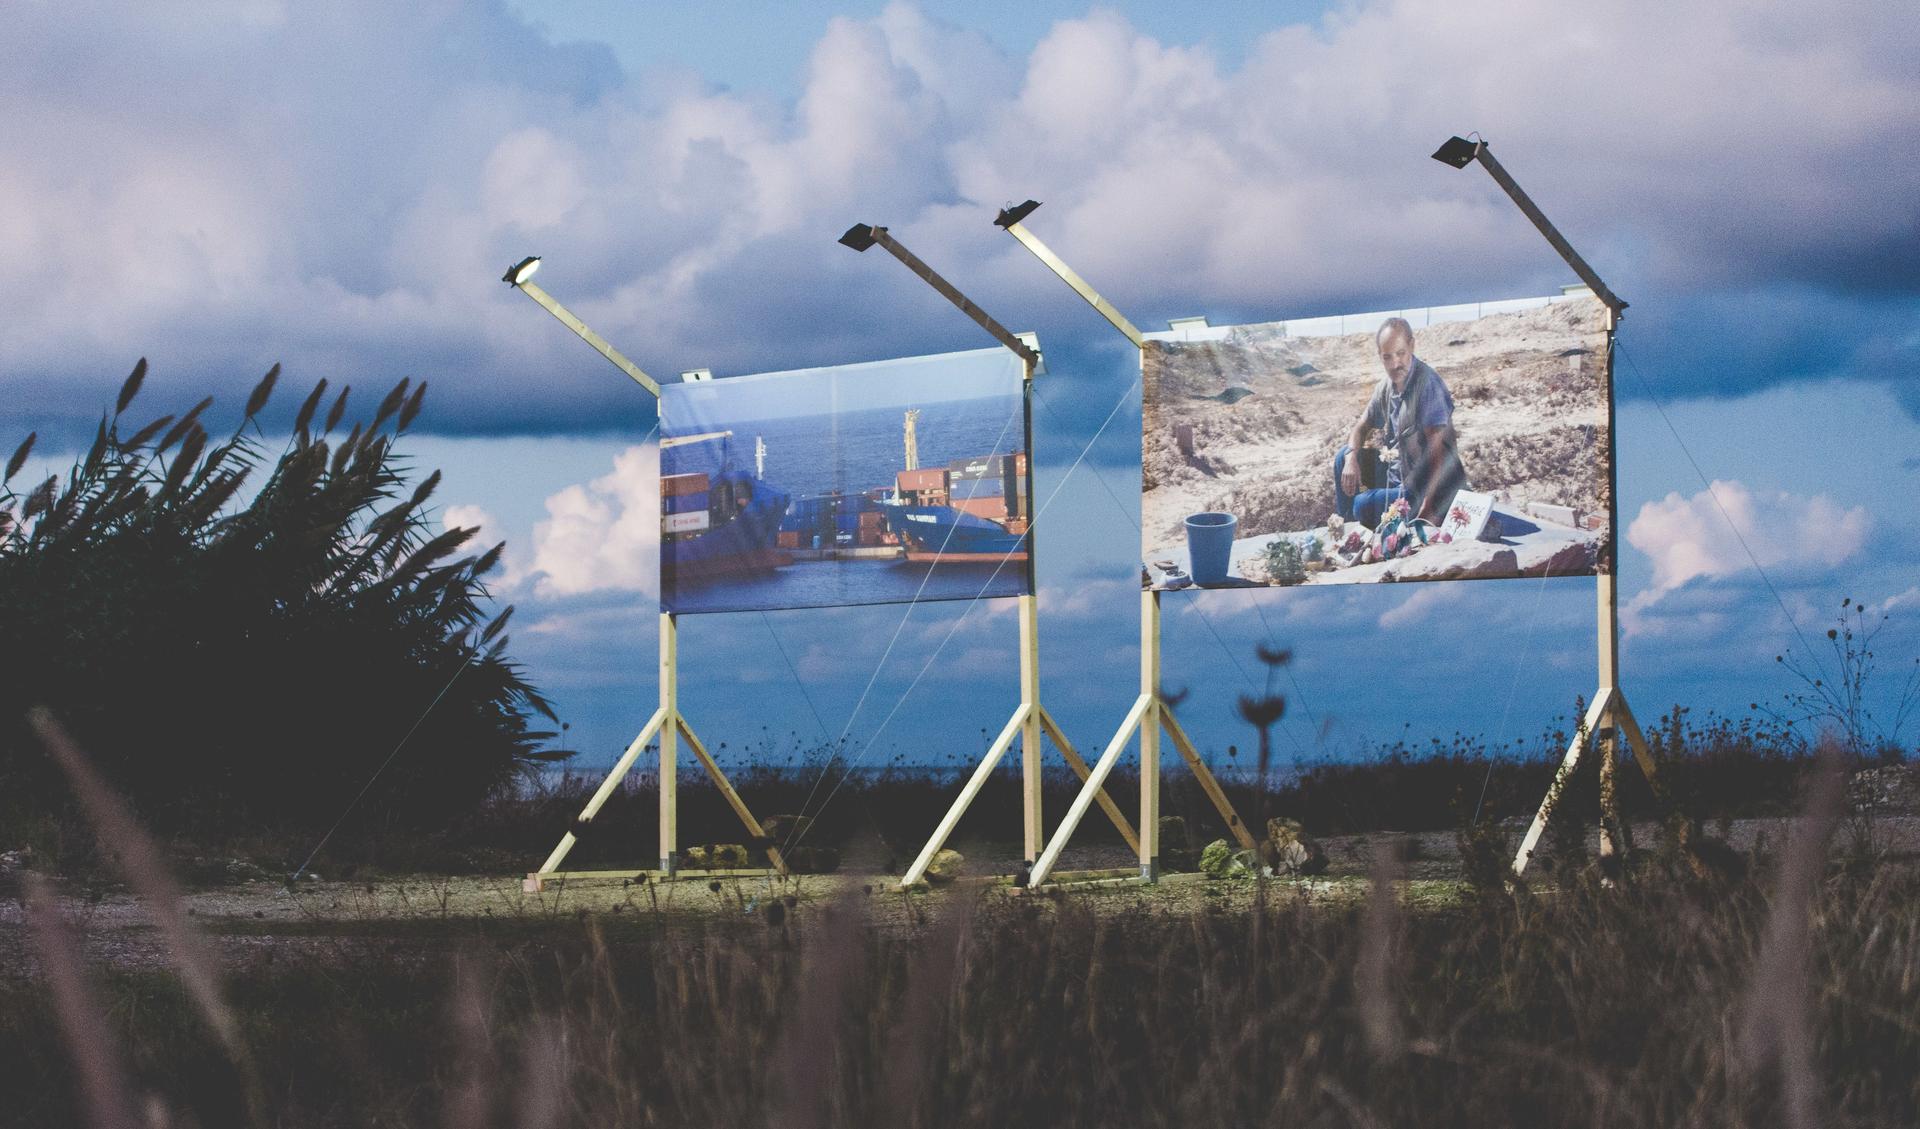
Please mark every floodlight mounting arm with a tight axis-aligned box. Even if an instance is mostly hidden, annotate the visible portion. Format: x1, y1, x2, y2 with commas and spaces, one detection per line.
839, 223, 1042, 369
994, 201, 1146, 349
502, 261, 661, 398
1431, 137, 1627, 317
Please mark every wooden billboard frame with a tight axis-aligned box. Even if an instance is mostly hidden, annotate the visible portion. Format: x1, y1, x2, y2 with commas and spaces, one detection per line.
505, 267, 788, 892
996, 166, 1663, 886
838, 222, 1150, 887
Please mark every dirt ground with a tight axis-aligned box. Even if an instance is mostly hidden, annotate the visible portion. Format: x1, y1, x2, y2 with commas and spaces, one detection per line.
6, 813, 1916, 977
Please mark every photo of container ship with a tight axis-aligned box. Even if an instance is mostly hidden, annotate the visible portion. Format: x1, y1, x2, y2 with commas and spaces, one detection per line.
768, 410, 1030, 563
656, 346, 1031, 613
660, 432, 792, 583
881, 410, 1030, 563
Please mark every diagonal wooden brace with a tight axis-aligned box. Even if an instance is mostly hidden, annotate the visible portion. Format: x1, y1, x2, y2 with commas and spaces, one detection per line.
1160, 707, 1258, 850
1038, 706, 1140, 854
677, 717, 789, 877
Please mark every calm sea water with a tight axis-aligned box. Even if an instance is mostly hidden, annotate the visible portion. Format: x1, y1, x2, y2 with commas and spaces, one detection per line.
663, 395, 1031, 614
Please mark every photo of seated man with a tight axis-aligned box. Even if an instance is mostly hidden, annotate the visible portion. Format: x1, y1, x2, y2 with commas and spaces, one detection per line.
1334, 317, 1468, 528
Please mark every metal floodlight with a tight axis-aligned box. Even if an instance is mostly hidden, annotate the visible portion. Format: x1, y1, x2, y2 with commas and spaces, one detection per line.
1429, 133, 1627, 314
841, 219, 1039, 368
837, 223, 879, 252
502, 255, 542, 286
994, 199, 1041, 229
1431, 135, 1481, 169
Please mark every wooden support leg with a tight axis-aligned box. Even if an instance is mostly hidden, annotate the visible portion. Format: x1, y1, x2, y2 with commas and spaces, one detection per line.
659, 613, 678, 875
1139, 590, 1161, 881
1596, 710, 1628, 862
1610, 692, 1669, 808
901, 704, 1032, 887
1019, 594, 1043, 861
1038, 706, 1139, 854
533, 706, 669, 880
677, 717, 789, 877
1030, 693, 1150, 887
1513, 690, 1613, 876
1161, 708, 1258, 850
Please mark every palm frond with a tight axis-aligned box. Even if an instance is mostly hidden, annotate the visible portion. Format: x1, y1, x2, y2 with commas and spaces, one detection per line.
116, 357, 148, 415
244, 363, 280, 420
5, 431, 35, 483
324, 385, 351, 433
124, 414, 175, 449
398, 381, 427, 431
371, 378, 410, 432
293, 379, 328, 438
160, 398, 215, 452
21, 474, 58, 521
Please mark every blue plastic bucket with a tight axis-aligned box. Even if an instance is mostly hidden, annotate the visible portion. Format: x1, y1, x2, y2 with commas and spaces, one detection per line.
1184, 512, 1238, 586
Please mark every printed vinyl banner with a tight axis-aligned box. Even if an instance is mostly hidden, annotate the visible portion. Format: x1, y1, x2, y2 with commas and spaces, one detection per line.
661, 346, 1032, 614
1142, 293, 1612, 591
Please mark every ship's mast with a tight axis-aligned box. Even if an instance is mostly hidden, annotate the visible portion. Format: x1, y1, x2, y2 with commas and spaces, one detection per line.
903, 409, 920, 471
755, 435, 766, 479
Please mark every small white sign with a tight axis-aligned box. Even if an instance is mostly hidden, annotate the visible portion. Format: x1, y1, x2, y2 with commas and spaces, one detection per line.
1439, 489, 1496, 543
662, 511, 710, 534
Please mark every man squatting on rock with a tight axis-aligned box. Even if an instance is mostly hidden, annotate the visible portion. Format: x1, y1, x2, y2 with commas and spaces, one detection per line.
1333, 317, 1469, 528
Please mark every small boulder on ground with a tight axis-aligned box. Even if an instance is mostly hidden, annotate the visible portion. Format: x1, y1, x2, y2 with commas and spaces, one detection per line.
1199, 839, 1252, 880
783, 845, 840, 875
924, 848, 966, 884
684, 843, 750, 870
1264, 818, 1329, 876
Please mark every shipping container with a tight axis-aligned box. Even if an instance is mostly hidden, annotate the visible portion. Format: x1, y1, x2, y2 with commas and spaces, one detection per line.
777, 530, 801, 549
662, 511, 710, 534
663, 491, 709, 515
950, 497, 1008, 520
662, 472, 710, 498
948, 454, 1003, 482
897, 468, 950, 492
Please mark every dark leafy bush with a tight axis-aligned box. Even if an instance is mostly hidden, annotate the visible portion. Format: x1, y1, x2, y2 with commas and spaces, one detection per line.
0, 360, 557, 852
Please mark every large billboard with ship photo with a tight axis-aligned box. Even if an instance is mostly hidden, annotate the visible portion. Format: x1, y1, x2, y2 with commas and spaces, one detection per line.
1142, 292, 1613, 592
659, 346, 1032, 615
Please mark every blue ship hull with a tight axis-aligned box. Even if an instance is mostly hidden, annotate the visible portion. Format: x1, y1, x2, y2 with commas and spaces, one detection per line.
663, 470, 792, 586
882, 504, 1029, 560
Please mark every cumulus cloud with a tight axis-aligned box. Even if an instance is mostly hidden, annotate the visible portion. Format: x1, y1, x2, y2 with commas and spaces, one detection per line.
1882, 587, 1920, 614
525, 444, 659, 597
1628, 479, 1869, 597
440, 502, 524, 588
1378, 584, 1469, 629
4, 1, 1916, 441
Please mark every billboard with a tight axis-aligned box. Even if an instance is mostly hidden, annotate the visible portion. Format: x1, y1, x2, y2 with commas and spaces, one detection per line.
1142, 293, 1612, 590
660, 346, 1032, 614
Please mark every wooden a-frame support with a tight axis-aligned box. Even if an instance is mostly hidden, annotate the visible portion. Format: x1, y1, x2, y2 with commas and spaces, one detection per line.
1027, 589, 1259, 886
1508, 297, 1669, 874
994, 203, 1256, 887
1435, 138, 1673, 873
900, 592, 1155, 885
504, 263, 787, 893
525, 613, 791, 892
837, 217, 1253, 888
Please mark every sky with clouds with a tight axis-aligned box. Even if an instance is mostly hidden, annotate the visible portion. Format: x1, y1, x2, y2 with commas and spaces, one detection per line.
5, 0, 1918, 781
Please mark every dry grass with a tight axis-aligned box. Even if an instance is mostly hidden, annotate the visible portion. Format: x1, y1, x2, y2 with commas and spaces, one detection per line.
5, 725, 1919, 1126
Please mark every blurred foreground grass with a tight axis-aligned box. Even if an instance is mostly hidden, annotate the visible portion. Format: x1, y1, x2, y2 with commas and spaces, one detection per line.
6, 845, 1919, 1127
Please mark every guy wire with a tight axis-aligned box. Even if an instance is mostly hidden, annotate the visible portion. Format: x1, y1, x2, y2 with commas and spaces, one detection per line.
783, 370, 1142, 855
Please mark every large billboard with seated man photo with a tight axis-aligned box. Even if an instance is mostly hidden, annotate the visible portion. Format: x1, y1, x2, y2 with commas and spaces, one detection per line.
1142, 292, 1612, 591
